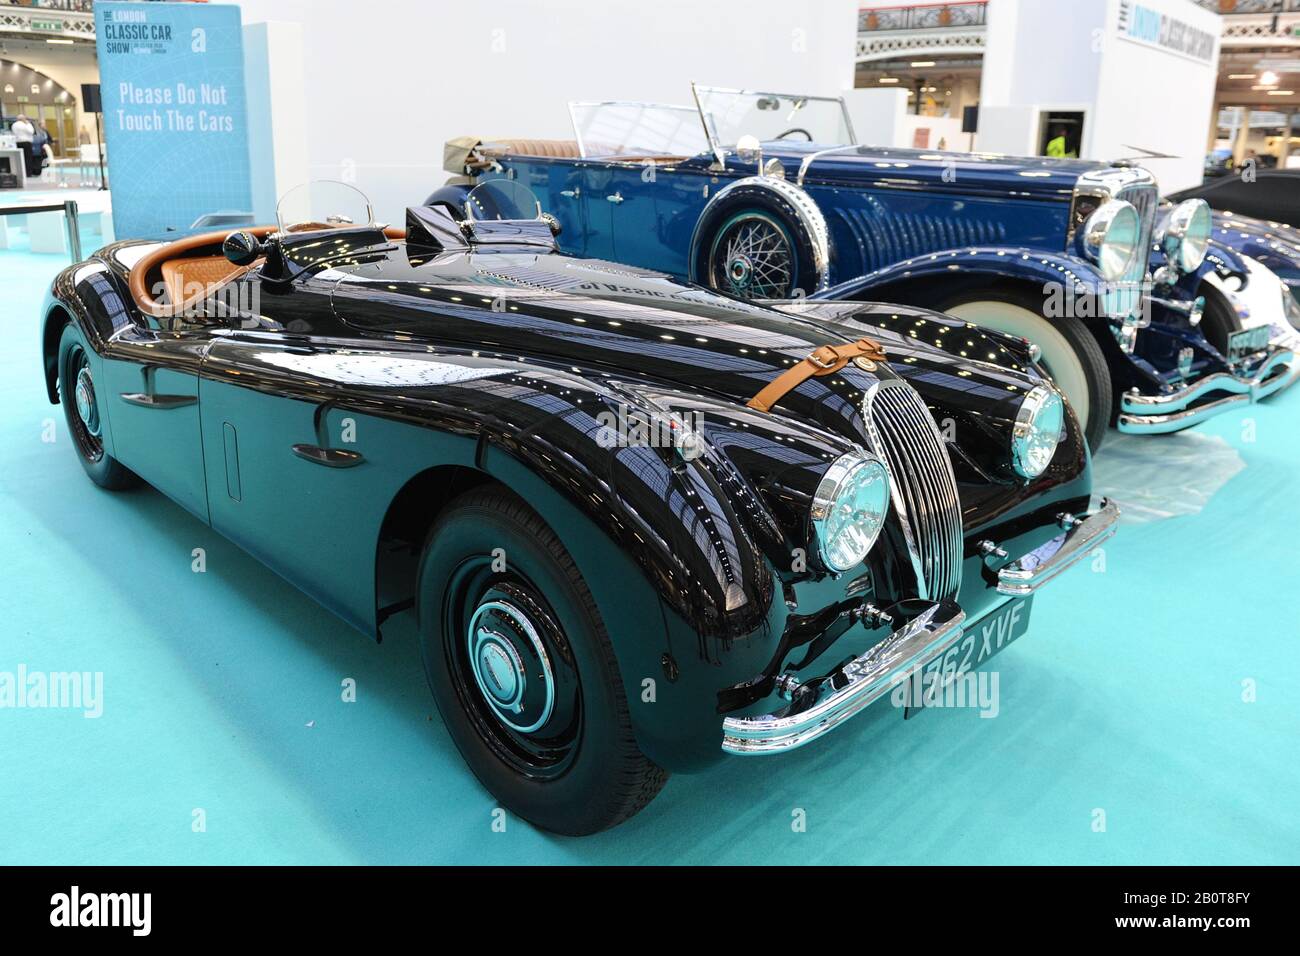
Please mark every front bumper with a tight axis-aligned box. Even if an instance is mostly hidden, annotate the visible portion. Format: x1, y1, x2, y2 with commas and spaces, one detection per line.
1118, 345, 1296, 434
720, 500, 1119, 756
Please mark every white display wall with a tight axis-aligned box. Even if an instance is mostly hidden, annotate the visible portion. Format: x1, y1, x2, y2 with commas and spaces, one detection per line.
236, 0, 859, 223
977, 0, 1221, 193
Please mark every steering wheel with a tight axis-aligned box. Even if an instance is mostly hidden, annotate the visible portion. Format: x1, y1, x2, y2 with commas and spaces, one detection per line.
775, 128, 813, 141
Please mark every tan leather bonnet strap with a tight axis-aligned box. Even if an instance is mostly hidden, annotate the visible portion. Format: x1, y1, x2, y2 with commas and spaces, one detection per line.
747, 338, 887, 413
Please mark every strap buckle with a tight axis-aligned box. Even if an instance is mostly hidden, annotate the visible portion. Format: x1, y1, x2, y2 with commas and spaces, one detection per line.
807, 346, 840, 371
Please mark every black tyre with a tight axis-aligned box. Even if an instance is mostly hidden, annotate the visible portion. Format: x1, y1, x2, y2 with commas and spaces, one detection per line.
417, 487, 667, 835
693, 185, 824, 300
57, 324, 139, 490
1197, 283, 1243, 356
938, 290, 1113, 453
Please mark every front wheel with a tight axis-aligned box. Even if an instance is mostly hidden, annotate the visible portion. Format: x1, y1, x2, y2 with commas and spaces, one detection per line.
1197, 283, 1243, 356
693, 188, 825, 300
416, 487, 667, 835
57, 324, 139, 490
939, 295, 1113, 453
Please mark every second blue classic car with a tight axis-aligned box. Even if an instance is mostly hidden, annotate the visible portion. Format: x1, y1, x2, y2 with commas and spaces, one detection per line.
435, 85, 1296, 449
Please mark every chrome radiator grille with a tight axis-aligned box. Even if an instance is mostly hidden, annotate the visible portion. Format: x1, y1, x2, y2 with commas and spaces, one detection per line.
1069, 167, 1159, 319
1118, 180, 1158, 287
864, 379, 963, 602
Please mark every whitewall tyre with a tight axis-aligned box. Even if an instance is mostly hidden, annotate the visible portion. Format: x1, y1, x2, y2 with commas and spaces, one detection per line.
941, 297, 1112, 453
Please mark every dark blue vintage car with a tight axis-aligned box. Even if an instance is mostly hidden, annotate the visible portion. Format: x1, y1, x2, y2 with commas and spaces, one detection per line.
435, 86, 1296, 449
1205, 208, 1300, 310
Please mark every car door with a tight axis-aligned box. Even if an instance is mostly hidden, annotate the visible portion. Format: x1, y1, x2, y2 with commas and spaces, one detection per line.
597, 161, 713, 278
97, 314, 212, 522
195, 272, 365, 630
493, 157, 596, 257
198, 267, 467, 637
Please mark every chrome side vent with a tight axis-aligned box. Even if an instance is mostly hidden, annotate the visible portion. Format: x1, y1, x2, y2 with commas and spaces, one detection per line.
864, 378, 963, 602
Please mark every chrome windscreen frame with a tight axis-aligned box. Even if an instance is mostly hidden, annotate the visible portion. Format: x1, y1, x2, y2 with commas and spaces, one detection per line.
690, 82, 859, 173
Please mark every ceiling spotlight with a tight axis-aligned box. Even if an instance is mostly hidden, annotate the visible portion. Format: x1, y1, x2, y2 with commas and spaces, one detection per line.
911, 60, 936, 68
1228, 73, 1256, 80
878, 77, 900, 84
1260, 70, 1280, 86
1267, 89, 1295, 96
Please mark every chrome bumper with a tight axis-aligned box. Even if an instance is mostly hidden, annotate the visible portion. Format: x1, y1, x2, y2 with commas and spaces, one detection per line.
721, 499, 1118, 756
996, 498, 1120, 596
721, 602, 965, 756
1117, 346, 1296, 435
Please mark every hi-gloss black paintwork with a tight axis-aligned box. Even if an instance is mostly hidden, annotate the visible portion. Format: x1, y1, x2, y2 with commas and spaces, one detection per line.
40, 207, 1091, 770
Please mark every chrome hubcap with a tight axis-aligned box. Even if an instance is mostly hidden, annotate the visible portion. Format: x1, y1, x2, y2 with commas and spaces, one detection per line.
74, 365, 100, 438
717, 216, 793, 298
467, 600, 554, 734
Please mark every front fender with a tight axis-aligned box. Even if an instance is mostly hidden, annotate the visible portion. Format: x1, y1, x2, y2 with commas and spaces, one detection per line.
471, 370, 793, 772
816, 245, 1115, 312
687, 175, 832, 292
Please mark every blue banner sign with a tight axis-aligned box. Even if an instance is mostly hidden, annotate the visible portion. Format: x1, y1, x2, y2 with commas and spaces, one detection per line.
95, 2, 252, 238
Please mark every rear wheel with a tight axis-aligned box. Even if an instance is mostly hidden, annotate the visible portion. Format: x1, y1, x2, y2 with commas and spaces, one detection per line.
57, 325, 139, 490
939, 294, 1112, 453
417, 487, 667, 835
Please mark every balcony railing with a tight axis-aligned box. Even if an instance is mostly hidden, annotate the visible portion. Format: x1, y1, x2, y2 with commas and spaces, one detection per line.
1194, 1, 1300, 13
1, 1, 95, 12
858, 2, 989, 33
0, 0, 95, 39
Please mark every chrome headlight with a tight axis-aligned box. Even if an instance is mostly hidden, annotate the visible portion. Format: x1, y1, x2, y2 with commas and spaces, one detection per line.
1082, 199, 1141, 281
1011, 385, 1065, 479
1160, 199, 1212, 273
811, 451, 890, 572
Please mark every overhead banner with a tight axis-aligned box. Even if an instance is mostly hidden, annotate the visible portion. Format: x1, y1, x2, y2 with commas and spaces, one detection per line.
1116, 0, 1217, 65
95, 2, 252, 238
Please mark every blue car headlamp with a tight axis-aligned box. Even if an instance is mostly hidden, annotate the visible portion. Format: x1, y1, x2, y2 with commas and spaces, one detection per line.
1161, 199, 1212, 273
1083, 200, 1141, 281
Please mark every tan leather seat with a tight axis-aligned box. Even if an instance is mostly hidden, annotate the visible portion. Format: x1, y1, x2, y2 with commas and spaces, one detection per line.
160, 256, 246, 311
480, 139, 584, 159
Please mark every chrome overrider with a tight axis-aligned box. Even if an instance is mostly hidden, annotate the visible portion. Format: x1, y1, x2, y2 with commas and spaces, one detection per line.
721, 499, 1120, 755
1118, 345, 1296, 434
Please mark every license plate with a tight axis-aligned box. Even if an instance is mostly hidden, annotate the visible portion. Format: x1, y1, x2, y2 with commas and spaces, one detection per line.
902, 596, 1033, 718
1227, 326, 1270, 362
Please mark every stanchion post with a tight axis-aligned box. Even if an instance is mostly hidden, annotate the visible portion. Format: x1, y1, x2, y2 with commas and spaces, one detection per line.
63, 200, 81, 262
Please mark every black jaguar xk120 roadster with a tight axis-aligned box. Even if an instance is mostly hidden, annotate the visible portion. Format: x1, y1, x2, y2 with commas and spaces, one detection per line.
39, 182, 1116, 834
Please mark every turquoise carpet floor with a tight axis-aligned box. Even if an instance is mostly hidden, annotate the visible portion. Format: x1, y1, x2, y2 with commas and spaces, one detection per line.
1, 242, 1297, 865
